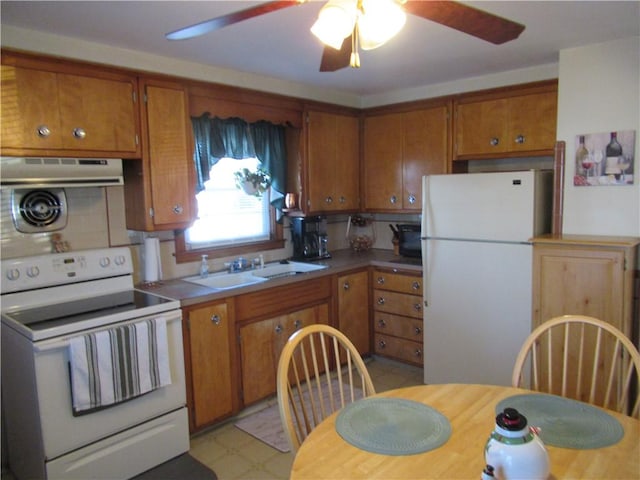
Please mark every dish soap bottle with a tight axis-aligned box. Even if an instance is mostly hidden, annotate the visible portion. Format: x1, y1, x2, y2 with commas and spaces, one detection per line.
200, 254, 209, 278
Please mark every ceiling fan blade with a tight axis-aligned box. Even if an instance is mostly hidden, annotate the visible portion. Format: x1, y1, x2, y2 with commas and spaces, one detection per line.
404, 0, 525, 45
319, 36, 352, 72
166, 1, 301, 40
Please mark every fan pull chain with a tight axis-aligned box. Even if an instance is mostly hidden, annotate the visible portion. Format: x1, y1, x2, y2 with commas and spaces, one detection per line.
350, 23, 361, 68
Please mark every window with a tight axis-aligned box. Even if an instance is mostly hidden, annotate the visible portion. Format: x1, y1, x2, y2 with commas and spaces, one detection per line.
185, 157, 270, 249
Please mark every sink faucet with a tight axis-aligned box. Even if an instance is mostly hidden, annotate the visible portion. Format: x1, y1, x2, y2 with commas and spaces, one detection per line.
228, 257, 249, 273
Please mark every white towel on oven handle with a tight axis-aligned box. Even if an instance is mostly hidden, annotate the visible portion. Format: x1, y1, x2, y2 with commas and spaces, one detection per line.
69, 317, 172, 412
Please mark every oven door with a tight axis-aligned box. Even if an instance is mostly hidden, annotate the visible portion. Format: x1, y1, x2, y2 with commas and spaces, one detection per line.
2, 309, 186, 463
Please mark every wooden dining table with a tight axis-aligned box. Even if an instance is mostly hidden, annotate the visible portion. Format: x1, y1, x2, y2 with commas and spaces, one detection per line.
290, 384, 640, 479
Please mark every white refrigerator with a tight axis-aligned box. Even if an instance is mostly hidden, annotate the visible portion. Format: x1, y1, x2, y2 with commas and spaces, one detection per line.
421, 170, 553, 386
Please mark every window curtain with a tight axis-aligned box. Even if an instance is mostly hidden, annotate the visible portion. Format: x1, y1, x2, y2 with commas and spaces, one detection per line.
191, 113, 287, 219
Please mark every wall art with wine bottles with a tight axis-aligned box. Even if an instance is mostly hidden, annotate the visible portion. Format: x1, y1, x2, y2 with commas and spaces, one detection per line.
574, 130, 635, 186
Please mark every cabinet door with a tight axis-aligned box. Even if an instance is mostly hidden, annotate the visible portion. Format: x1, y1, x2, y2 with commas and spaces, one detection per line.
240, 317, 279, 406
188, 303, 233, 429
508, 92, 557, 152
455, 98, 508, 156
306, 111, 359, 213
363, 113, 403, 210
143, 82, 195, 227
532, 246, 625, 329
57, 73, 138, 153
402, 107, 449, 210
337, 270, 370, 355
1, 65, 63, 150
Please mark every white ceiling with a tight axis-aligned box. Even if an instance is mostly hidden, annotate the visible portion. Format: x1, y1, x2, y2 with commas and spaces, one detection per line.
1, 1, 639, 97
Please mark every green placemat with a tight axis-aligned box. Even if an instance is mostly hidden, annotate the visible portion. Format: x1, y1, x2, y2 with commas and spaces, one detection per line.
335, 397, 451, 455
496, 394, 624, 449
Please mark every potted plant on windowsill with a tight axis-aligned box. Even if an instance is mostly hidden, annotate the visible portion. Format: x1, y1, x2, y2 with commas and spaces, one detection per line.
234, 168, 271, 198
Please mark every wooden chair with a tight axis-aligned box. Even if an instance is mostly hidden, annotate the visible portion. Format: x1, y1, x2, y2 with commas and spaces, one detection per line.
512, 315, 640, 418
276, 324, 376, 452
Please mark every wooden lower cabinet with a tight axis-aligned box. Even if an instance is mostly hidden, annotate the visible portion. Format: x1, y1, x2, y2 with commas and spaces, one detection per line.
336, 269, 370, 355
239, 303, 329, 406
372, 269, 424, 366
184, 301, 235, 431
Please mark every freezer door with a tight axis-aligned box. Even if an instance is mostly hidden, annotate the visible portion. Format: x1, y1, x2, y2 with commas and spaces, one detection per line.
422, 239, 533, 386
421, 170, 552, 242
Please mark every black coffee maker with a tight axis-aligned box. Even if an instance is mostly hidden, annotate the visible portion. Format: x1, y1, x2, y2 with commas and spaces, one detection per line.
291, 216, 330, 261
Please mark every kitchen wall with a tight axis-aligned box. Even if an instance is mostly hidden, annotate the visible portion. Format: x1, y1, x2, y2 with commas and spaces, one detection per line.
558, 36, 640, 237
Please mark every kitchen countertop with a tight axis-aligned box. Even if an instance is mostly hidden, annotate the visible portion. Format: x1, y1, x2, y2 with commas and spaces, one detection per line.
138, 248, 422, 307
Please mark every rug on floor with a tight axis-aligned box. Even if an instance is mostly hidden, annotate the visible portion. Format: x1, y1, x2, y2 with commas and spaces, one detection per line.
234, 378, 363, 453
132, 453, 217, 480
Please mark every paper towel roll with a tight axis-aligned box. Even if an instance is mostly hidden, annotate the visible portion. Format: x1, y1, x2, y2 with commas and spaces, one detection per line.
143, 237, 162, 283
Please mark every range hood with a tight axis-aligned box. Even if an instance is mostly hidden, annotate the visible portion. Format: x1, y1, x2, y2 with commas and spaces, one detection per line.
0, 157, 124, 188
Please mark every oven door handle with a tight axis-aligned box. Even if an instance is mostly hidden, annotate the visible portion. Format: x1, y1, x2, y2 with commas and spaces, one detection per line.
34, 338, 72, 353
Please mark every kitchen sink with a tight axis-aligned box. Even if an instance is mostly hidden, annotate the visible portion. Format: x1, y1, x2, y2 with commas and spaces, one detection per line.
182, 261, 327, 290
252, 261, 328, 279
183, 271, 269, 290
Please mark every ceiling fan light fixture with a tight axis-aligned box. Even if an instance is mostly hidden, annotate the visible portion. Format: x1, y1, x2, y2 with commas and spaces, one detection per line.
311, 0, 357, 50
358, 0, 406, 50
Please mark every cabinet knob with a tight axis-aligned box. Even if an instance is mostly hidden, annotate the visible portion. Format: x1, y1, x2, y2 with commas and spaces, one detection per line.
36, 125, 51, 138
414, 326, 422, 335
376, 276, 385, 285
339, 196, 346, 204
415, 348, 422, 358
377, 297, 385, 305
378, 339, 386, 349
378, 318, 386, 328
390, 195, 397, 204
414, 303, 422, 312
515, 134, 525, 144
294, 319, 302, 330
173, 204, 184, 214
343, 281, 350, 291
210, 314, 221, 325
412, 281, 421, 290
489, 137, 499, 146
407, 194, 416, 205
72, 127, 86, 139
325, 196, 333, 204
275, 324, 283, 334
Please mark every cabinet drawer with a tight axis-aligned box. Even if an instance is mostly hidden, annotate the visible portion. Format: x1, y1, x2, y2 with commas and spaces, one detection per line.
374, 334, 423, 366
373, 289, 423, 319
373, 312, 423, 342
372, 270, 421, 294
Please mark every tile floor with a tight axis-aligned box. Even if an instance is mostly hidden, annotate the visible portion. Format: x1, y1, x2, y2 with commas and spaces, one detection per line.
0, 356, 423, 480
189, 356, 424, 480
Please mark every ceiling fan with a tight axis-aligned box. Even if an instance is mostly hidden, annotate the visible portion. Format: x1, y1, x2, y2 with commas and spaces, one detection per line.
166, 0, 525, 72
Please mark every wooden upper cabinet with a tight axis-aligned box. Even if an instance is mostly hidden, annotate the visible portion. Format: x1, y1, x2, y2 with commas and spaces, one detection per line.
363, 103, 449, 212
305, 109, 359, 213
1, 54, 139, 157
124, 78, 196, 231
454, 81, 558, 159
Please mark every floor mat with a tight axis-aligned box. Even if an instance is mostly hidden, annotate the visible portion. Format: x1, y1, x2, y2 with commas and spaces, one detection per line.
235, 402, 291, 453
132, 453, 217, 480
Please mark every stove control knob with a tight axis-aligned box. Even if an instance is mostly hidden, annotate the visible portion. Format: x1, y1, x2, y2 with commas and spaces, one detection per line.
99, 257, 111, 268
6, 268, 20, 281
114, 255, 126, 266
26, 266, 40, 278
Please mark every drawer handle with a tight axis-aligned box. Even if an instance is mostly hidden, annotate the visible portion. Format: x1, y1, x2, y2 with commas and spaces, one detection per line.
415, 348, 422, 358
36, 125, 51, 138
414, 303, 422, 312
376, 276, 385, 285
72, 127, 86, 139
378, 339, 386, 349
378, 318, 386, 328
412, 281, 420, 290
515, 134, 525, 144
275, 324, 283, 334
489, 137, 499, 146
343, 281, 350, 291
210, 314, 221, 325
377, 297, 385, 305
414, 326, 422, 335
